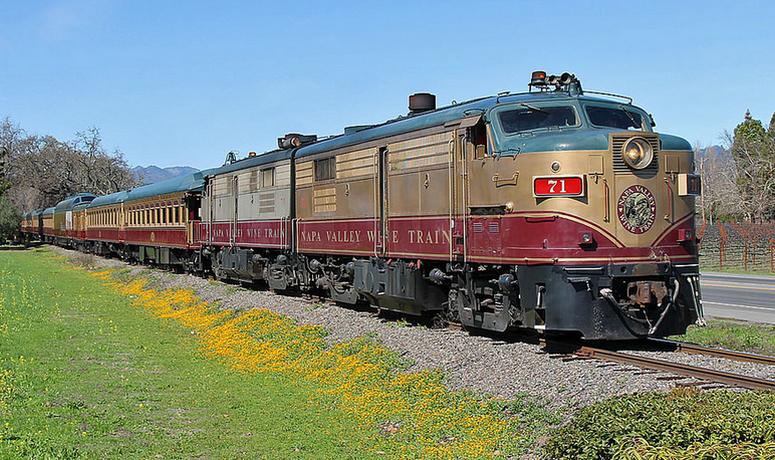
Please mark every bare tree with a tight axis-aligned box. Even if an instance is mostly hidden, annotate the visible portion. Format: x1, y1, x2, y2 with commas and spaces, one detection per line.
1, 117, 141, 210
694, 141, 741, 224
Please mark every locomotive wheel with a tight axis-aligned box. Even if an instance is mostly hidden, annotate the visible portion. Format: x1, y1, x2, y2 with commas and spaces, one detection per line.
429, 310, 449, 330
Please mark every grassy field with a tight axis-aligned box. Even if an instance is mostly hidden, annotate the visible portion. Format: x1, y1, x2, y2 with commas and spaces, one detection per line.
0, 249, 555, 459
0, 249, 384, 459
671, 319, 775, 355
3, 248, 773, 459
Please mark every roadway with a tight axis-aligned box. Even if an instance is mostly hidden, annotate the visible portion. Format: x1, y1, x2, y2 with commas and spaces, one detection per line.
700, 272, 775, 324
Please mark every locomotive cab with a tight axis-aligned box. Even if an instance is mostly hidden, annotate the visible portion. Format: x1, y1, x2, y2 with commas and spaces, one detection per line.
456, 72, 703, 340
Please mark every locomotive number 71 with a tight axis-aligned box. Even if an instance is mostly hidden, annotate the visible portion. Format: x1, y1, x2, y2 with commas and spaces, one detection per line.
533, 176, 585, 197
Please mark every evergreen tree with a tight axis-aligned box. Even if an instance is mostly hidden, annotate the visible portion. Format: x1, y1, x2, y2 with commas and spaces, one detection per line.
731, 110, 775, 222
769, 112, 775, 138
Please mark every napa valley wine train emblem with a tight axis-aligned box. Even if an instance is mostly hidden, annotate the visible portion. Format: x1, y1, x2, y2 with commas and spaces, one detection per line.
617, 185, 657, 234
20, 71, 705, 341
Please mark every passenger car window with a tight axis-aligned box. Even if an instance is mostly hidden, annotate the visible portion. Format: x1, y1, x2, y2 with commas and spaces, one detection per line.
498, 106, 577, 134
586, 106, 644, 130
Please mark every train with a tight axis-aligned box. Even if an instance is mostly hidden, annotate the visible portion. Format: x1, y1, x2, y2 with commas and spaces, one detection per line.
20, 72, 705, 340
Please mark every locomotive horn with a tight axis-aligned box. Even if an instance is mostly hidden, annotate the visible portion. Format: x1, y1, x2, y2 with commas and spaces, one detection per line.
277, 133, 318, 150
559, 73, 574, 85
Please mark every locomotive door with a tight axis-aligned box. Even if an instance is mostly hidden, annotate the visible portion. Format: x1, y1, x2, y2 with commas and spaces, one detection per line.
455, 128, 466, 261
453, 116, 486, 262
378, 147, 388, 255
231, 175, 239, 246
460, 116, 505, 261
382, 129, 467, 261
206, 180, 214, 245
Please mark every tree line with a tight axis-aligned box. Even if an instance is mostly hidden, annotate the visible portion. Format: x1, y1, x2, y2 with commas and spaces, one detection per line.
0, 117, 139, 242
695, 111, 775, 224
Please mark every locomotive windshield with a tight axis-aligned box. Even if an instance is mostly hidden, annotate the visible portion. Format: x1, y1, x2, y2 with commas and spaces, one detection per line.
586, 105, 646, 131
498, 105, 577, 133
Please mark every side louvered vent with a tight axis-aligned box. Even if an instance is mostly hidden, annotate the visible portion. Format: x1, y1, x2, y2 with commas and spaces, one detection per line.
611, 134, 660, 175
259, 191, 275, 214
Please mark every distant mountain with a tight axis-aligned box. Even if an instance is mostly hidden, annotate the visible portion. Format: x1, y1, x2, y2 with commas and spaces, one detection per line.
132, 166, 199, 185
697, 145, 732, 161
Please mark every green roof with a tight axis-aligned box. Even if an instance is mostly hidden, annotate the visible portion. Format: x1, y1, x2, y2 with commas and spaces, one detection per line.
88, 169, 214, 208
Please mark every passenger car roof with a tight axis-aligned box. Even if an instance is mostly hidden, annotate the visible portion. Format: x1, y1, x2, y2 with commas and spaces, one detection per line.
88, 169, 214, 208
54, 193, 96, 212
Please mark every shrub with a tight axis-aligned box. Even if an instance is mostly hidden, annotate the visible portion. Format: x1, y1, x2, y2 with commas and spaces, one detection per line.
544, 388, 775, 460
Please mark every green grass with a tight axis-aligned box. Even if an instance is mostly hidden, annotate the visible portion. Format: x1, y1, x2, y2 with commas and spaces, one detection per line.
702, 266, 775, 277
11, 248, 770, 459
0, 248, 380, 459
671, 319, 775, 355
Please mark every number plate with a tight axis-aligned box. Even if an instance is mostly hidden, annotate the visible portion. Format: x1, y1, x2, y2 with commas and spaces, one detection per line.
533, 176, 585, 197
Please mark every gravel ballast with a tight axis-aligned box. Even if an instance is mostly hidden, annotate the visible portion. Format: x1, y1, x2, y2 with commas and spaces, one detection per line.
55, 247, 774, 412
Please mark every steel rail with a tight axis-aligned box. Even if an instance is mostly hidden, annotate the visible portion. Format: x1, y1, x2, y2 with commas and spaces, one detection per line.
575, 345, 775, 391
648, 338, 775, 366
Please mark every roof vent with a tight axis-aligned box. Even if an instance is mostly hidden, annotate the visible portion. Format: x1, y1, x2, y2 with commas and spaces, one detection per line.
409, 92, 436, 115
277, 133, 318, 150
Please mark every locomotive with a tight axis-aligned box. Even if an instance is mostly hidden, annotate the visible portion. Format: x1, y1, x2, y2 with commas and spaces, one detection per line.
21, 72, 705, 340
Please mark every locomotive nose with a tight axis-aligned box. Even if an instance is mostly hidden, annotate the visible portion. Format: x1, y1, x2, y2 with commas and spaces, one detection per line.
606, 132, 699, 255
609, 133, 663, 244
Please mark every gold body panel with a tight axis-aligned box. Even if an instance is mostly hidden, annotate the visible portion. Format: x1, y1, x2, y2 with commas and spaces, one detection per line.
468, 145, 695, 248
296, 124, 694, 258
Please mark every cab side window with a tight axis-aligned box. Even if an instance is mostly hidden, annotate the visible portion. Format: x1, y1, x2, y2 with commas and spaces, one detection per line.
469, 121, 488, 159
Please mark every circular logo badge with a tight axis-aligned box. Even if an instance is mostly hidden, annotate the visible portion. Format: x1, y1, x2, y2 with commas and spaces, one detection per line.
617, 185, 657, 234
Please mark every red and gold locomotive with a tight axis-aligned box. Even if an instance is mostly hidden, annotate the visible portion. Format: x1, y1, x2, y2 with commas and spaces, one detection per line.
21, 72, 704, 340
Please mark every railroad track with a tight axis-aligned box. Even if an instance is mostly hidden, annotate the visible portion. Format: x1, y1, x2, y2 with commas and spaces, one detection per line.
571, 344, 775, 391
647, 338, 775, 366
311, 296, 775, 391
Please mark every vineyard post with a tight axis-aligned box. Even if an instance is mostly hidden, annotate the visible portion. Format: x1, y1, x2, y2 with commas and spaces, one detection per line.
718, 225, 727, 270
770, 238, 774, 273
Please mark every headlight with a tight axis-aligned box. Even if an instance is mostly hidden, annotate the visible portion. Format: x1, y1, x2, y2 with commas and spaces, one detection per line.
621, 137, 654, 170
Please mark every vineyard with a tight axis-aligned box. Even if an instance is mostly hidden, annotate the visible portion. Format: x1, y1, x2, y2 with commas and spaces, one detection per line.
698, 222, 775, 273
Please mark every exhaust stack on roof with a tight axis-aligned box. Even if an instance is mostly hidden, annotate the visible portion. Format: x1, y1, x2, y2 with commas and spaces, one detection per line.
408, 92, 436, 115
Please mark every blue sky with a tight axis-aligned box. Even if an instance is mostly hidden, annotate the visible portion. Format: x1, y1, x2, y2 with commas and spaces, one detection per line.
1, 1, 774, 169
